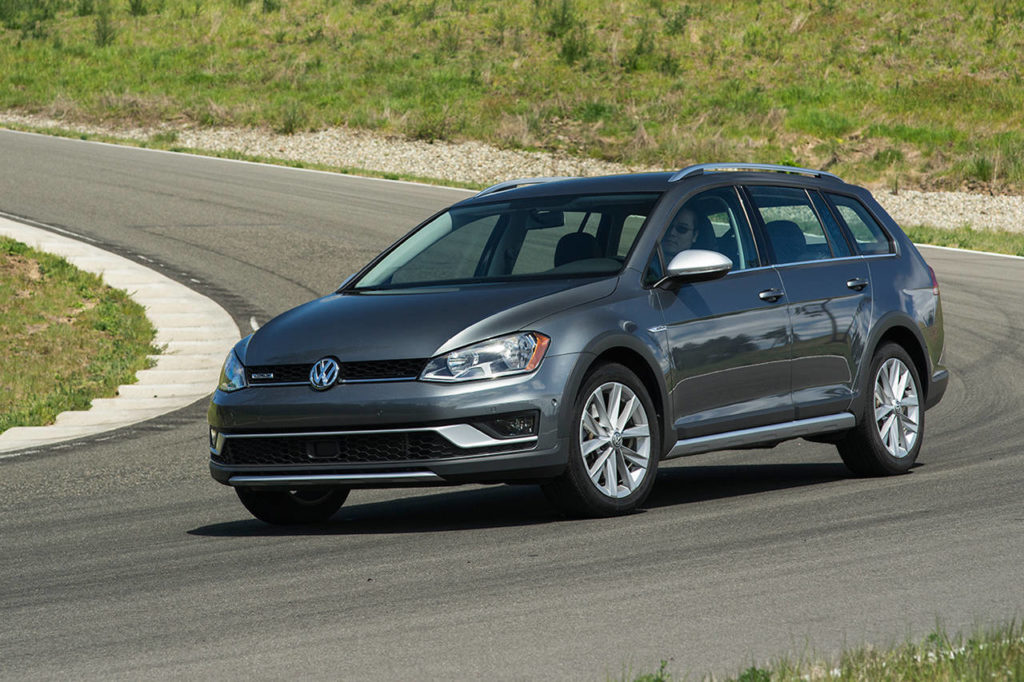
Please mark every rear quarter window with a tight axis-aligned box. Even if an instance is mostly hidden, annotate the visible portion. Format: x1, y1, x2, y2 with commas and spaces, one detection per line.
827, 194, 893, 255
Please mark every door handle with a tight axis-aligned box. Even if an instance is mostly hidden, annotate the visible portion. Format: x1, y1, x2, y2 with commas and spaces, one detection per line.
758, 288, 784, 303
846, 278, 869, 291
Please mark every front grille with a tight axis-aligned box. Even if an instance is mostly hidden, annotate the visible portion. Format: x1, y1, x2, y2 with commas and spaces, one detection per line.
341, 358, 427, 381
248, 364, 309, 383
247, 358, 428, 385
214, 432, 525, 466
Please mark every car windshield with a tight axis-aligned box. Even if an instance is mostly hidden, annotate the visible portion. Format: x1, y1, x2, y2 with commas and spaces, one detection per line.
351, 193, 661, 290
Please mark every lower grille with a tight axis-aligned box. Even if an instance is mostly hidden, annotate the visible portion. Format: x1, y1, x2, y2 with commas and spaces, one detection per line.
214, 432, 524, 466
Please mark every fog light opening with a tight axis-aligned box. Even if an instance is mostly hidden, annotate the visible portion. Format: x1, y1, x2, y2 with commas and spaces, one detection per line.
478, 412, 539, 439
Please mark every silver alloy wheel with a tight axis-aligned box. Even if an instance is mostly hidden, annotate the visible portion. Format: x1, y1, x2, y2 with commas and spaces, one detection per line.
873, 357, 920, 458
579, 381, 652, 498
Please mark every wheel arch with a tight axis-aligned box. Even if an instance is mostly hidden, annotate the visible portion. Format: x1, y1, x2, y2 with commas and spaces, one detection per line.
559, 335, 672, 458
853, 314, 932, 417
877, 327, 929, 392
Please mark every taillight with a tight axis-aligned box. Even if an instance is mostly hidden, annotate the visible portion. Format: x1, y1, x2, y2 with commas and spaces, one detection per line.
928, 265, 940, 296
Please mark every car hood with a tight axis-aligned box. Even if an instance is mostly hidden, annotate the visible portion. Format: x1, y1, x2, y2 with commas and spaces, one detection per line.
242, 278, 617, 365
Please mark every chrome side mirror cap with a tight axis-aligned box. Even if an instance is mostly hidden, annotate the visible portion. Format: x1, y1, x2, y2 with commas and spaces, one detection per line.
658, 249, 733, 286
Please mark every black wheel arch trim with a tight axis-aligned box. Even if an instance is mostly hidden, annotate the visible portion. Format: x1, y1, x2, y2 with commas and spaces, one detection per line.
850, 312, 935, 418
557, 332, 673, 458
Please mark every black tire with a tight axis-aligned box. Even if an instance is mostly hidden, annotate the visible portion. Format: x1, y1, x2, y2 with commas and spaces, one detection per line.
837, 342, 925, 476
235, 486, 349, 525
542, 363, 661, 517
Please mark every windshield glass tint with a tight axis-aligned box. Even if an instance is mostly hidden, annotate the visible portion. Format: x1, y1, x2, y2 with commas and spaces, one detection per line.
353, 193, 660, 289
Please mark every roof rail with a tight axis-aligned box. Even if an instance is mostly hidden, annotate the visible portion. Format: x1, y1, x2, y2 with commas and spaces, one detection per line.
474, 176, 577, 198
669, 163, 842, 183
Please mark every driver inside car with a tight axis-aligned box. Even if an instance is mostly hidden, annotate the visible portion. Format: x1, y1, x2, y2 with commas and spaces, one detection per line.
660, 207, 717, 262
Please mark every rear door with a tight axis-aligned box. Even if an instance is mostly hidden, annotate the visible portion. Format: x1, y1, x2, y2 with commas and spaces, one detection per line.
744, 185, 871, 419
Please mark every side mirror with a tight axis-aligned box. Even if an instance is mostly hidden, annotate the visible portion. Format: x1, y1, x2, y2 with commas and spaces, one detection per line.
336, 274, 355, 291
657, 249, 733, 286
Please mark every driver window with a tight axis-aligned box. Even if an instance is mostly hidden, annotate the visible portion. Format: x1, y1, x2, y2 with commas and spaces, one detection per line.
659, 187, 758, 271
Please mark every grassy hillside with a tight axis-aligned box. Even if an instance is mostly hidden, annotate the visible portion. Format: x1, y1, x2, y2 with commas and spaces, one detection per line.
1, 0, 1023, 190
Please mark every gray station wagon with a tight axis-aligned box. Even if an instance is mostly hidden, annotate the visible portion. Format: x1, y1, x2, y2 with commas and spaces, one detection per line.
209, 163, 948, 523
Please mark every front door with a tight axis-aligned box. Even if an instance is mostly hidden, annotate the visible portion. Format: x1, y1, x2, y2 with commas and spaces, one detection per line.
653, 186, 794, 440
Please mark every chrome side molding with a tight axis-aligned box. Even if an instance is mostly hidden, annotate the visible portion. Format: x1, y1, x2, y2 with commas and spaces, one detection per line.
666, 413, 856, 459
227, 472, 444, 487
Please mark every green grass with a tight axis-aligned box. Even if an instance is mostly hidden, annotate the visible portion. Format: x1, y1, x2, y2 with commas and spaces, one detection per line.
628, 622, 1024, 681
906, 224, 1024, 257
2, 0, 1024, 190
0, 236, 159, 432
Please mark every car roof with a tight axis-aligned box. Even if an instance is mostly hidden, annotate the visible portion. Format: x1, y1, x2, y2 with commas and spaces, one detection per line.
456, 173, 676, 205
457, 164, 855, 206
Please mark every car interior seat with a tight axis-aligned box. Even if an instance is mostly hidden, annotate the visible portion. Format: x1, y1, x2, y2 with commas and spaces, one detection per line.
764, 220, 807, 263
691, 214, 718, 251
554, 232, 600, 267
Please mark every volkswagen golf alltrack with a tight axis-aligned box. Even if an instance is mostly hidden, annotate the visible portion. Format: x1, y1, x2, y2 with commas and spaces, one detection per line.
208, 163, 948, 523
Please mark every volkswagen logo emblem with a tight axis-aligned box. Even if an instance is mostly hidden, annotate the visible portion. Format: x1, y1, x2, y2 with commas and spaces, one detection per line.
309, 357, 340, 390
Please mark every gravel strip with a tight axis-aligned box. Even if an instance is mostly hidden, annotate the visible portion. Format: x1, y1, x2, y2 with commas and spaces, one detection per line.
2, 112, 1022, 233
875, 189, 1023, 233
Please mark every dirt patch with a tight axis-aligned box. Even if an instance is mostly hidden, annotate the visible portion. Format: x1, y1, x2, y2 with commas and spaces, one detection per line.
3, 253, 43, 282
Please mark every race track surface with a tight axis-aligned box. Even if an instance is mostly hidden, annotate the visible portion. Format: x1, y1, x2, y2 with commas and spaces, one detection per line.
1, 130, 1021, 680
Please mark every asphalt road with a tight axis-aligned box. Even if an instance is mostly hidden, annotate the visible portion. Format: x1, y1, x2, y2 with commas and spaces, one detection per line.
1, 129, 1021, 680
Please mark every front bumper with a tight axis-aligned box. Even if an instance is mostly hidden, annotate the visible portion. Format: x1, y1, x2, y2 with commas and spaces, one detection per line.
207, 353, 580, 486
209, 442, 567, 487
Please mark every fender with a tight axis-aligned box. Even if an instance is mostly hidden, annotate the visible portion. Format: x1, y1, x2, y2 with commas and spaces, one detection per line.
555, 329, 674, 458
848, 310, 932, 418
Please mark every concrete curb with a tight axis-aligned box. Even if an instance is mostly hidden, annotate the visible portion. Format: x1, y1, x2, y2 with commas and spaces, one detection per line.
0, 216, 240, 455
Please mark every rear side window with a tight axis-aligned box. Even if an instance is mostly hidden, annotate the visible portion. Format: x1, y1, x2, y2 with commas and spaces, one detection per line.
746, 186, 835, 264
827, 194, 892, 255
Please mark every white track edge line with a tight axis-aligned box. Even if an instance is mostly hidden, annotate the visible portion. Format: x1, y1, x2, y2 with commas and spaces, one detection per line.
915, 243, 1024, 261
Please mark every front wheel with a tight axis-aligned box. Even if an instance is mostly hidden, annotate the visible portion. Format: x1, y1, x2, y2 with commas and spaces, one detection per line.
542, 363, 660, 517
837, 342, 924, 476
235, 486, 349, 525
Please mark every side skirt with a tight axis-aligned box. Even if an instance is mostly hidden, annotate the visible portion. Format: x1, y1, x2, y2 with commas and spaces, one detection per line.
665, 413, 856, 459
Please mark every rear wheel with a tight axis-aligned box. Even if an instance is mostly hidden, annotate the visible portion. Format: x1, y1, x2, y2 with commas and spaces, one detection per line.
543, 363, 660, 517
837, 342, 924, 476
235, 486, 349, 525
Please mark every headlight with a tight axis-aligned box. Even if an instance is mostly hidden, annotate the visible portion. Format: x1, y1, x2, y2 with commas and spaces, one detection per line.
420, 332, 550, 382
218, 349, 247, 392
